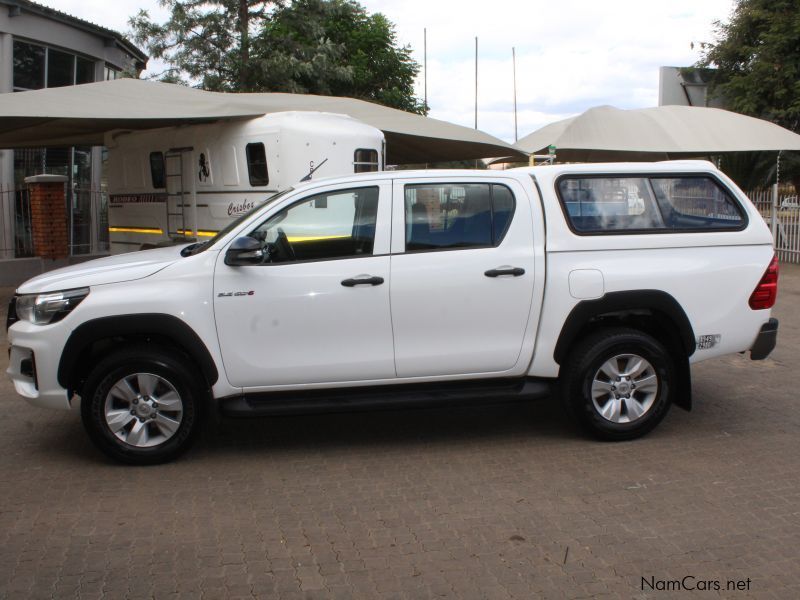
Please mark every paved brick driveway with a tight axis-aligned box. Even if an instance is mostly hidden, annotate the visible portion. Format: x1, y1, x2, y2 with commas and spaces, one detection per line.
1, 266, 799, 599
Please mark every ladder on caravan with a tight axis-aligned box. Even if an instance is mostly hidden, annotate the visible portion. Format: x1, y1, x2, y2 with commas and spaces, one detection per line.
164, 147, 194, 240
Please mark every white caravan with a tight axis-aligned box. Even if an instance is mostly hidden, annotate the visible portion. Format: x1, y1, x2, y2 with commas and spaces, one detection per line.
105, 111, 384, 253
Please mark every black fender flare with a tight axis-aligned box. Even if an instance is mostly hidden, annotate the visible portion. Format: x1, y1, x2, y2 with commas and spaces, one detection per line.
553, 290, 695, 411
553, 290, 696, 364
58, 314, 219, 389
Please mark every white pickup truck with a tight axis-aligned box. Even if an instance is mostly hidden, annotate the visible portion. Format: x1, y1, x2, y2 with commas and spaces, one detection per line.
7, 161, 779, 464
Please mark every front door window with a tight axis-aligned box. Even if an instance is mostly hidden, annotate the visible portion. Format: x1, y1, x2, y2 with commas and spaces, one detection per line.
251, 186, 379, 263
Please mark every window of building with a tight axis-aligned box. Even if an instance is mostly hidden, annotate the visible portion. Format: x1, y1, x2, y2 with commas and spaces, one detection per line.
245, 143, 269, 186
354, 149, 380, 173
13, 41, 45, 90
557, 175, 745, 233
104, 66, 119, 81
76, 58, 95, 84
404, 183, 516, 251
149, 152, 166, 189
47, 48, 75, 88
13, 41, 97, 91
251, 187, 379, 263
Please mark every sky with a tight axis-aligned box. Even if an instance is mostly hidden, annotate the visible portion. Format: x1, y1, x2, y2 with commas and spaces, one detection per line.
37, 0, 736, 143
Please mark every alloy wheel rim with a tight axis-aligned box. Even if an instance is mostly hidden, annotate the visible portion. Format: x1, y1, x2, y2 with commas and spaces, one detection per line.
590, 353, 659, 424
103, 373, 184, 448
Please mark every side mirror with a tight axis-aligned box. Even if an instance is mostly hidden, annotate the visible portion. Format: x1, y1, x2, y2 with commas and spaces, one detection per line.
225, 236, 264, 266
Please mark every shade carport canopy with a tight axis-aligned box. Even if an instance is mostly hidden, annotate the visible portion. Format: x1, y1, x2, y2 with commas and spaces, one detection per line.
514, 105, 800, 162
0, 78, 525, 164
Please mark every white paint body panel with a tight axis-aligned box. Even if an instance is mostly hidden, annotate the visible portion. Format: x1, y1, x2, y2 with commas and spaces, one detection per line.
7, 161, 776, 411
388, 176, 538, 377
213, 181, 396, 388
569, 269, 605, 299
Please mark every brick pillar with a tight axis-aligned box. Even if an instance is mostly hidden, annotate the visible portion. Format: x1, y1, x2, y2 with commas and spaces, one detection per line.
25, 175, 69, 260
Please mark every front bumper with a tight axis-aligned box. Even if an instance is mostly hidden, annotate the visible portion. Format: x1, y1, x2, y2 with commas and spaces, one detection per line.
750, 318, 778, 360
7, 321, 72, 410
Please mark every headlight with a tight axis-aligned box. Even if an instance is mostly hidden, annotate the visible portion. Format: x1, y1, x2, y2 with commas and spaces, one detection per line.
15, 287, 89, 325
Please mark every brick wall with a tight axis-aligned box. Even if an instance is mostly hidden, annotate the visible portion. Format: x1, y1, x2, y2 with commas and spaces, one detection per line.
25, 175, 68, 260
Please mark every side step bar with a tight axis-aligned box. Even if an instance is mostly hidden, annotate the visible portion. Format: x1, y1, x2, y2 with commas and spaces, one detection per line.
218, 377, 554, 417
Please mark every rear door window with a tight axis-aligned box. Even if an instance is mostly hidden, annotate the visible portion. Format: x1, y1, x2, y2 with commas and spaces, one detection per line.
404, 183, 516, 251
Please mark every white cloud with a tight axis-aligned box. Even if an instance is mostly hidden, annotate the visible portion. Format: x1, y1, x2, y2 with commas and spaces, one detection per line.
37, 0, 735, 142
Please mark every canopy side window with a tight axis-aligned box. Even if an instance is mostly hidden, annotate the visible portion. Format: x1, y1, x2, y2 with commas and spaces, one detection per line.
246, 142, 269, 187
649, 176, 746, 230
556, 174, 746, 234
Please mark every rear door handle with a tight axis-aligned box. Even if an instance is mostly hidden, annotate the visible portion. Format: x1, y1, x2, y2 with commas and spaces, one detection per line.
484, 267, 525, 278
341, 275, 384, 287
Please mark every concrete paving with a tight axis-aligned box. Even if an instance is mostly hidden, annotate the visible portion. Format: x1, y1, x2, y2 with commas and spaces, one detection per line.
1, 265, 799, 599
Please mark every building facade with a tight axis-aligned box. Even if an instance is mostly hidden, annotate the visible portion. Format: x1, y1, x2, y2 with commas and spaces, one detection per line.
0, 0, 146, 260
658, 66, 724, 109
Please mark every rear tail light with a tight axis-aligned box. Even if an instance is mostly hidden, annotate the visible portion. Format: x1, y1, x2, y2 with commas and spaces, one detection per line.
749, 254, 779, 310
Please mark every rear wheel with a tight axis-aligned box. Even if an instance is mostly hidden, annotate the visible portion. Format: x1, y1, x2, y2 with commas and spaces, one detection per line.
560, 327, 674, 440
80, 345, 203, 464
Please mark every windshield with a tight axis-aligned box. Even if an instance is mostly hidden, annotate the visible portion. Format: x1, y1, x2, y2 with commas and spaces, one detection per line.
181, 188, 295, 256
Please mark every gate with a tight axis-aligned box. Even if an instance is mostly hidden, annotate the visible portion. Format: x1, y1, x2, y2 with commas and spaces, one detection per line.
748, 185, 800, 264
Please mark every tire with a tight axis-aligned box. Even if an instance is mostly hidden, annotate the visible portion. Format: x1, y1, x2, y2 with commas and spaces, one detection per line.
560, 327, 675, 441
80, 344, 204, 464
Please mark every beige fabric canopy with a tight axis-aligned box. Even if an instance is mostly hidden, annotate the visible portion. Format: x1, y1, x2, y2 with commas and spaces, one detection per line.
514, 104, 800, 162
0, 78, 525, 164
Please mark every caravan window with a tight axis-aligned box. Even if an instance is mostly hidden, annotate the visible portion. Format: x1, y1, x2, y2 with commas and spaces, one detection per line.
246, 143, 269, 186
149, 152, 166, 189
354, 149, 379, 173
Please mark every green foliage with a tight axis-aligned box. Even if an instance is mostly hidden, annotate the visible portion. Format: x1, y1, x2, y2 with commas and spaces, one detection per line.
129, 1, 275, 91
129, 0, 425, 114
252, 0, 425, 113
699, 0, 800, 189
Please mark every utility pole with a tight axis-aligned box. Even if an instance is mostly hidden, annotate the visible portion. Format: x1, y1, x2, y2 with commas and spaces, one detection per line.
424, 28, 428, 112
512, 47, 518, 142
474, 36, 478, 130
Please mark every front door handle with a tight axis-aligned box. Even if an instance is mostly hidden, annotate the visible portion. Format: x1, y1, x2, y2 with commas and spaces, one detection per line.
341, 275, 385, 287
484, 267, 525, 278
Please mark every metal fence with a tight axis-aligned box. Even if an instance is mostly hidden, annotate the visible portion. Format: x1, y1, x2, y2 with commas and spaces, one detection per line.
0, 185, 34, 259
0, 185, 109, 259
747, 185, 800, 263
69, 187, 109, 256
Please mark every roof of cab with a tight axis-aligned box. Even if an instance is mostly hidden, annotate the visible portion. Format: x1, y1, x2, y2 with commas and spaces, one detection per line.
296, 160, 723, 192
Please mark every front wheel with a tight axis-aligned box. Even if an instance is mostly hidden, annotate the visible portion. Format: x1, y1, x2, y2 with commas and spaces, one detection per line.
80, 345, 203, 464
560, 328, 675, 440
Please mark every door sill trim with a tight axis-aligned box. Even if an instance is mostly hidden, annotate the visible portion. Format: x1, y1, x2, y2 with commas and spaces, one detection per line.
218, 377, 553, 417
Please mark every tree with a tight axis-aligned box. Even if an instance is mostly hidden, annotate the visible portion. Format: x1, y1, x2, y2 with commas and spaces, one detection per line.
699, 0, 800, 190
129, 1, 277, 91
129, 0, 426, 114
252, 0, 425, 113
